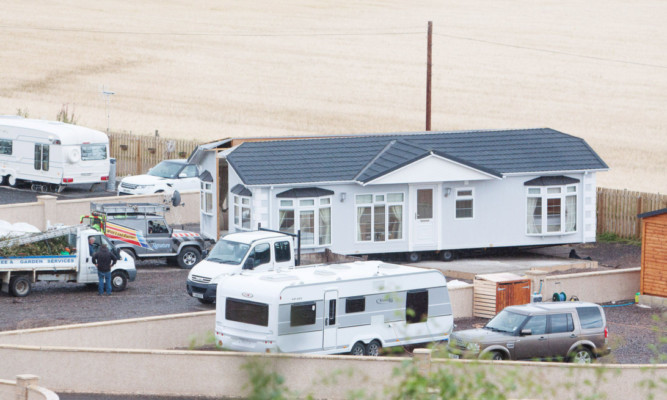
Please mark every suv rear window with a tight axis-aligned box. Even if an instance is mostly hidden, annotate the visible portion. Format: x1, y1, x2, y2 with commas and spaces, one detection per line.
577, 306, 603, 329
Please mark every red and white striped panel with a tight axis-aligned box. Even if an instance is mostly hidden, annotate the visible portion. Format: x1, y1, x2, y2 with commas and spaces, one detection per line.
172, 232, 200, 237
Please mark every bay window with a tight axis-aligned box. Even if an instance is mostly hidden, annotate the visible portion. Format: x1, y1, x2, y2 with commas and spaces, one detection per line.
356, 192, 404, 242
278, 197, 331, 246
526, 184, 577, 235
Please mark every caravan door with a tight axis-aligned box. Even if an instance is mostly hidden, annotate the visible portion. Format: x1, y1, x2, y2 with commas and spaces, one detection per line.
323, 290, 338, 350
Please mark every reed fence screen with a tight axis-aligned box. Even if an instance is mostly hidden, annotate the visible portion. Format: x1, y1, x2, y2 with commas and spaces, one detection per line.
597, 187, 667, 239
108, 132, 201, 177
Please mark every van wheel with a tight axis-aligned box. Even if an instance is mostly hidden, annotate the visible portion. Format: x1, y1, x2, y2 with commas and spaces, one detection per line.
111, 271, 128, 292
366, 340, 382, 356
10, 276, 31, 297
406, 252, 421, 263
350, 341, 366, 356
177, 247, 201, 269
571, 348, 593, 364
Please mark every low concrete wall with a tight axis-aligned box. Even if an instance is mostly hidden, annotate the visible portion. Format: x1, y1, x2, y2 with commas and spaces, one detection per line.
526, 267, 641, 303
0, 191, 200, 231
0, 312, 664, 400
0, 375, 59, 400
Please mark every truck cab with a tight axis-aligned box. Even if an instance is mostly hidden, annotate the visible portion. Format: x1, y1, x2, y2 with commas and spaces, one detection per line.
186, 230, 296, 304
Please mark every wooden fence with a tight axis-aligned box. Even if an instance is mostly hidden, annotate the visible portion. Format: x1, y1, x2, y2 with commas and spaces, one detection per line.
597, 187, 667, 239
107, 132, 201, 177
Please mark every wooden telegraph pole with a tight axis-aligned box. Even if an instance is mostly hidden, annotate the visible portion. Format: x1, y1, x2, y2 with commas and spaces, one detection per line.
426, 21, 433, 131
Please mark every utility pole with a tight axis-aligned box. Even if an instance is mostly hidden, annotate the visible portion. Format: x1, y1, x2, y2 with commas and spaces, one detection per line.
425, 21, 433, 131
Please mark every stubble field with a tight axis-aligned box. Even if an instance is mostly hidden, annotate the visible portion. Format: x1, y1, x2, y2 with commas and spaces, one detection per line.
1, 0, 665, 192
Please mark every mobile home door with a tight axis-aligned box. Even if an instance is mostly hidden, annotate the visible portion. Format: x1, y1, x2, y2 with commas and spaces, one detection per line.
323, 290, 338, 349
410, 185, 438, 250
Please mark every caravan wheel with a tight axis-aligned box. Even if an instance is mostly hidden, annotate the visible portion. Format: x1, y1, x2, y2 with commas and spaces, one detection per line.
350, 342, 366, 356
7, 175, 18, 187
366, 340, 382, 356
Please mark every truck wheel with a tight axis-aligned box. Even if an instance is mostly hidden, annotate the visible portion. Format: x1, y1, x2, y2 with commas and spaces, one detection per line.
177, 247, 201, 269
111, 271, 128, 292
10, 276, 31, 297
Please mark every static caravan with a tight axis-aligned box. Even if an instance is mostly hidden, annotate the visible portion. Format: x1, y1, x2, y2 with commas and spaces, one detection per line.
197, 128, 608, 261
0, 116, 110, 191
215, 261, 453, 355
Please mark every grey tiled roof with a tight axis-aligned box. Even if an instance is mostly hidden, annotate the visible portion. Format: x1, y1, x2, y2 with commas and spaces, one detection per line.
226, 128, 608, 185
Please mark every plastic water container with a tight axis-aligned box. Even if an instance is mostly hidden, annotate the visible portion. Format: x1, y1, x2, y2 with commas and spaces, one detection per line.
106, 158, 116, 191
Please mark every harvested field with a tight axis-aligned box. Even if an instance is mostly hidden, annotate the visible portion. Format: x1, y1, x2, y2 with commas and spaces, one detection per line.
1, 0, 665, 193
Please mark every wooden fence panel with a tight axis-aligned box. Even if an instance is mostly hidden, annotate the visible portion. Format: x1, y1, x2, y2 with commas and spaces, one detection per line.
597, 187, 667, 239
107, 132, 201, 177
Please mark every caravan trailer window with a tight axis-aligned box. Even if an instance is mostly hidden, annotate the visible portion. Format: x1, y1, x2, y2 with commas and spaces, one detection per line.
81, 144, 107, 160
290, 302, 316, 327
225, 298, 269, 327
0, 139, 11, 155
345, 297, 366, 313
34, 144, 49, 171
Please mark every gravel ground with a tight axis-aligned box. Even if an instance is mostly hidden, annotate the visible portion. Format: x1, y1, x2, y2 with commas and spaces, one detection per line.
0, 183, 117, 205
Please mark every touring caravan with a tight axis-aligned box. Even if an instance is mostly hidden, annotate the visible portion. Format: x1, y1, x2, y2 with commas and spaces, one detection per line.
215, 261, 453, 355
0, 116, 110, 191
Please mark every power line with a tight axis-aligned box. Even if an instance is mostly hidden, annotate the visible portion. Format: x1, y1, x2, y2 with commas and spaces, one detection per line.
434, 32, 667, 70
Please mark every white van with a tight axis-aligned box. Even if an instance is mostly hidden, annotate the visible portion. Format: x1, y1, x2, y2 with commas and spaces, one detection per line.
214, 261, 453, 355
0, 116, 110, 191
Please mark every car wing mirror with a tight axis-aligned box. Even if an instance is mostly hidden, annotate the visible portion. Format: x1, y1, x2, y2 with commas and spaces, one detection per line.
520, 329, 532, 336
243, 257, 255, 270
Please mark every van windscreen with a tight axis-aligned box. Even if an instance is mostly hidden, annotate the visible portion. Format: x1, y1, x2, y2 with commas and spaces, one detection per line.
226, 298, 269, 327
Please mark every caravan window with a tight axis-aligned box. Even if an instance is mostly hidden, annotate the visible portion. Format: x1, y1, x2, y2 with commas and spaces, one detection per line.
406, 290, 429, 324
226, 298, 269, 327
34, 144, 49, 171
81, 144, 107, 160
290, 302, 316, 327
345, 297, 366, 313
0, 139, 11, 155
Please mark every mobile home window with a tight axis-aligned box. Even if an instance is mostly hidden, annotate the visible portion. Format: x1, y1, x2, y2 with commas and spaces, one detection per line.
356, 192, 404, 242
0, 139, 12, 155
345, 297, 366, 313
274, 241, 291, 262
233, 195, 251, 229
526, 185, 577, 235
406, 290, 428, 324
455, 189, 474, 219
200, 182, 214, 215
278, 197, 331, 246
225, 298, 269, 327
34, 144, 49, 171
290, 302, 317, 327
81, 144, 107, 160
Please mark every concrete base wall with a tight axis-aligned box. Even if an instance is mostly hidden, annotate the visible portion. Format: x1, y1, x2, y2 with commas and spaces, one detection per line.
0, 312, 664, 400
0, 191, 200, 231
449, 284, 474, 318
639, 294, 667, 309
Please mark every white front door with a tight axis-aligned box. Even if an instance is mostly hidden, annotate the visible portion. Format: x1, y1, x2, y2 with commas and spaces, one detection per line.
323, 290, 338, 350
410, 185, 438, 250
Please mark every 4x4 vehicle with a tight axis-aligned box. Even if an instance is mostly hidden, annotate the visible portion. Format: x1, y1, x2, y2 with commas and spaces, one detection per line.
118, 159, 200, 195
82, 202, 208, 269
447, 302, 610, 363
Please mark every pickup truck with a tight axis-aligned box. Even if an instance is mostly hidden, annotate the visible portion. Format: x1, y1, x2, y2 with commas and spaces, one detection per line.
82, 202, 209, 269
186, 229, 300, 304
0, 225, 136, 297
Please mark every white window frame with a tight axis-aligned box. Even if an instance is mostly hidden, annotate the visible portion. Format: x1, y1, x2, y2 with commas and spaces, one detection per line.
526, 185, 577, 235
233, 194, 252, 230
455, 188, 474, 219
355, 192, 405, 243
200, 181, 214, 216
278, 196, 332, 247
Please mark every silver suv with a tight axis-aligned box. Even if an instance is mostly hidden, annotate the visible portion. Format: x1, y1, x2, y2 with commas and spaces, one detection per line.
447, 302, 611, 363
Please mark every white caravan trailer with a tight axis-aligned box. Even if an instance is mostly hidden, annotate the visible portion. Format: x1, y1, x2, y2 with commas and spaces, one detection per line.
215, 261, 453, 355
0, 116, 110, 191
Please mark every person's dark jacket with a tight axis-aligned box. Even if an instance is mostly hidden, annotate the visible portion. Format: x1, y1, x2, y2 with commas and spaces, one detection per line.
92, 246, 118, 273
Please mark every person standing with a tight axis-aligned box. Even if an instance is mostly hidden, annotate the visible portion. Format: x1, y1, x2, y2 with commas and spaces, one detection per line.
92, 244, 117, 296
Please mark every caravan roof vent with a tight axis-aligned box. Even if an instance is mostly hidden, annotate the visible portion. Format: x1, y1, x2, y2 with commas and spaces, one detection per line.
260, 274, 298, 282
